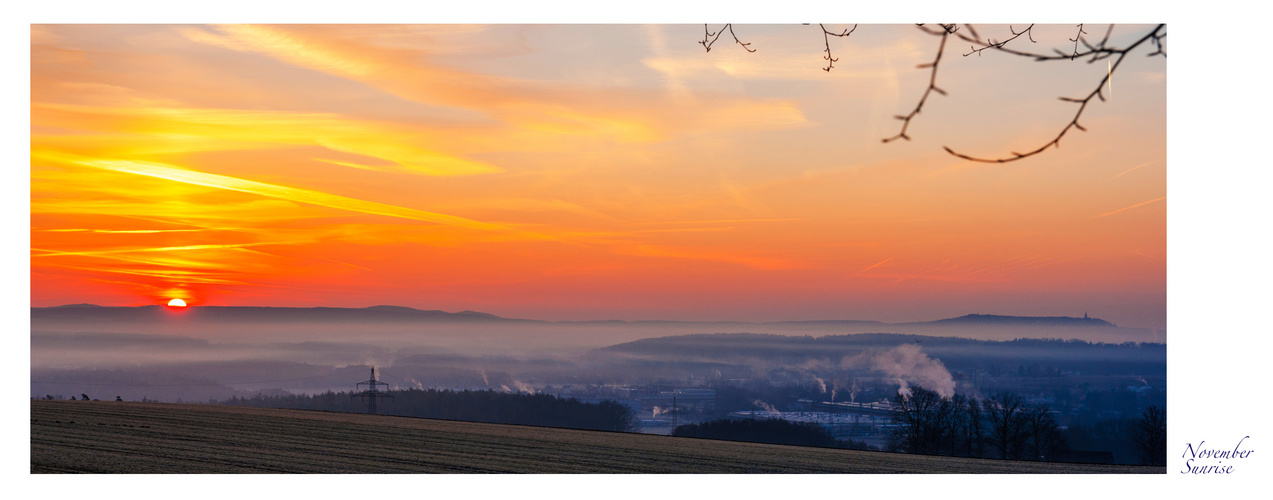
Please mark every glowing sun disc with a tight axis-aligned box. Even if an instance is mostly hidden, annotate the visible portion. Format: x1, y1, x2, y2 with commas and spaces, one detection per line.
167, 298, 187, 307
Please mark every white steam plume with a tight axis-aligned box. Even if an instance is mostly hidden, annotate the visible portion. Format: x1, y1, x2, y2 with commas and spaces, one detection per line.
840, 344, 955, 398
752, 400, 781, 418
511, 379, 535, 394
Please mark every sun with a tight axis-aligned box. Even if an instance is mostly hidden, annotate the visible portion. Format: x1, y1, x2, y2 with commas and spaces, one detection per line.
167, 298, 187, 308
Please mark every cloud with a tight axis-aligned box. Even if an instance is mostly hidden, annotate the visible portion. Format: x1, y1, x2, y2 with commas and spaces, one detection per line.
182, 25, 808, 143
74, 158, 524, 234
32, 241, 301, 258
32, 103, 502, 176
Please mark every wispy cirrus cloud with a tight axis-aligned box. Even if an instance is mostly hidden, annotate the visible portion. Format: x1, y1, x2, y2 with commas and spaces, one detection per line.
69, 157, 523, 234
181, 25, 808, 143
32, 103, 501, 176
32, 241, 304, 258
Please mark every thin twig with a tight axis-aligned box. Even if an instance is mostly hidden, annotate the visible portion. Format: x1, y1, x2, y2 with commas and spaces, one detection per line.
1067, 24, 1087, 59
699, 24, 755, 53
943, 24, 1167, 163
820, 24, 858, 71
963, 24, 1036, 57
954, 24, 1150, 63
882, 27, 949, 144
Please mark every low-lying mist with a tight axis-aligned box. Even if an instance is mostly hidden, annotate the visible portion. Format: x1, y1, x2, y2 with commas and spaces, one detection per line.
30, 307, 1165, 403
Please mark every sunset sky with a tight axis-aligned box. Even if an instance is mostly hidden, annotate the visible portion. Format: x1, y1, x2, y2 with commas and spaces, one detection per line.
30, 24, 1166, 328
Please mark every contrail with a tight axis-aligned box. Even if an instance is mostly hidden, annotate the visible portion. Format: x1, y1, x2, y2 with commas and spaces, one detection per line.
1110, 160, 1160, 180
858, 257, 894, 273
1091, 197, 1165, 219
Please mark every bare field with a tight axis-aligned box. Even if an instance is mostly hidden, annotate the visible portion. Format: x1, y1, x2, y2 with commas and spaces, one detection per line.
31, 400, 1162, 473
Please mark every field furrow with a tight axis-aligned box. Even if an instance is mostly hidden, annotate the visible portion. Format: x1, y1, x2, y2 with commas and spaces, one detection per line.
31, 401, 1163, 474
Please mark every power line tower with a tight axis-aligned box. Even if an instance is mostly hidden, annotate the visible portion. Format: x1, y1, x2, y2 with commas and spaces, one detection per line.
352, 367, 393, 414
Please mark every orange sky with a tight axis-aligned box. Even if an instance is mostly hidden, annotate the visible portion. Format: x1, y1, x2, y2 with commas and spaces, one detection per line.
30, 24, 1166, 328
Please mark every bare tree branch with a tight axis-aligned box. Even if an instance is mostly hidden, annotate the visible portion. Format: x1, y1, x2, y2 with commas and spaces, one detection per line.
1067, 24, 1088, 60
691, 23, 1166, 163
882, 26, 950, 144
699, 24, 755, 53
819, 24, 858, 71
963, 24, 1036, 57
943, 24, 1167, 163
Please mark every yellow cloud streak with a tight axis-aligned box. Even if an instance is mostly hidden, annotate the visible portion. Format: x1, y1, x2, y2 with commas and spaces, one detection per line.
62, 266, 248, 285
32, 241, 302, 258
186, 25, 806, 143
35, 228, 207, 234
54, 157, 547, 240
32, 103, 501, 176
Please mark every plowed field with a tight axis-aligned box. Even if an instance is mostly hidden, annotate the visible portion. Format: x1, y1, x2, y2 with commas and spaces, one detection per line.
31, 400, 1161, 473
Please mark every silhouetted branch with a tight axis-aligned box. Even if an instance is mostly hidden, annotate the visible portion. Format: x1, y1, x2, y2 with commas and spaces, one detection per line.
1067, 24, 1087, 59
963, 24, 1035, 57
944, 24, 1167, 163
882, 27, 949, 144
955, 24, 1162, 64
820, 24, 858, 71
692, 24, 1165, 163
699, 24, 755, 53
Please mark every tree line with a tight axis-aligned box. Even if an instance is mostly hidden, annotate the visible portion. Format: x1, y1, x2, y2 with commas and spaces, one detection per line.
673, 418, 875, 451
219, 388, 638, 433
890, 386, 1165, 465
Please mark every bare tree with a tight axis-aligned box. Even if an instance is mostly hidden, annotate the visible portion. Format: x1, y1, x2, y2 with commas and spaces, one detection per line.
963, 394, 985, 458
697, 23, 1166, 163
1132, 405, 1167, 466
941, 394, 968, 456
983, 392, 1029, 460
890, 385, 944, 454
1024, 403, 1067, 461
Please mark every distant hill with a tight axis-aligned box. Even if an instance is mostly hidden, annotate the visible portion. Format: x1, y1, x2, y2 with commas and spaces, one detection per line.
920, 313, 1115, 327
32, 305, 1157, 345
594, 332, 1166, 377
32, 305, 1115, 328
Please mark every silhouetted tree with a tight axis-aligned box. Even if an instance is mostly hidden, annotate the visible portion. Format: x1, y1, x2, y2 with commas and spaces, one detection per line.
890, 385, 945, 454
1132, 405, 1167, 466
964, 395, 985, 458
1024, 403, 1067, 461
945, 394, 970, 456
219, 388, 639, 432
983, 392, 1029, 460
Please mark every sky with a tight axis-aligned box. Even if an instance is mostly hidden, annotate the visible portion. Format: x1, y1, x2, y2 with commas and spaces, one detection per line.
29, 24, 1166, 328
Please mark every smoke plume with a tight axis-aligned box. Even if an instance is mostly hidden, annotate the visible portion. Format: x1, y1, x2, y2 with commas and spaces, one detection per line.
752, 400, 781, 417
840, 344, 955, 398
